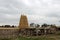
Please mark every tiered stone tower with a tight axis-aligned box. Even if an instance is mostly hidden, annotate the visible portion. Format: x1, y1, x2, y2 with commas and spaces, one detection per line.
19, 15, 29, 29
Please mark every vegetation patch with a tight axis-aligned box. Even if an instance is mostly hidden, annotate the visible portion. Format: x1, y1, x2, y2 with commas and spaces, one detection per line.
16, 36, 55, 40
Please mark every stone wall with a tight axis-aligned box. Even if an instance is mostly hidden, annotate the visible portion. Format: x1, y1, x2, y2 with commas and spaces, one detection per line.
0, 28, 19, 38
0, 28, 57, 38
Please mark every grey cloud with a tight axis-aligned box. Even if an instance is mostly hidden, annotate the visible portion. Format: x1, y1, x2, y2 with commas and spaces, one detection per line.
46, 12, 60, 18
0, 0, 32, 15
0, 13, 20, 25
0, 0, 60, 26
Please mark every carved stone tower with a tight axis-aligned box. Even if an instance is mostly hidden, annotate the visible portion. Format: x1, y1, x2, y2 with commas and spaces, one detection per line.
19, 15, 29, 29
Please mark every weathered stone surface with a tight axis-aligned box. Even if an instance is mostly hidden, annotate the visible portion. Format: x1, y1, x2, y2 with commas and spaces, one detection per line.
0, 28, 19, 38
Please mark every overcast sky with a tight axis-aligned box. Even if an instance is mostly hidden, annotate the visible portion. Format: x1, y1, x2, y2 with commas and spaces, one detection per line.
0, 0, 60, 26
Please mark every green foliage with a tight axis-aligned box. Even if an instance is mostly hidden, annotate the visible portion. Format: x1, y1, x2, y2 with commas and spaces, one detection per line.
16, 36, 55, 40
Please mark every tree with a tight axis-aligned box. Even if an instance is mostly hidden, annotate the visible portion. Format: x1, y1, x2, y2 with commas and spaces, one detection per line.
35, 24, 40, 28
30, 23, 35, 28
12, 25, 15, 27
30, 23, 40, 28
50, 24, 57, 28
41, 23, 48, 27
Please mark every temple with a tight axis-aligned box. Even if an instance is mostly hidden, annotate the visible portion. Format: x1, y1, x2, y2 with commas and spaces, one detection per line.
19, 15, 29, 29
0, 14, 59, 38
